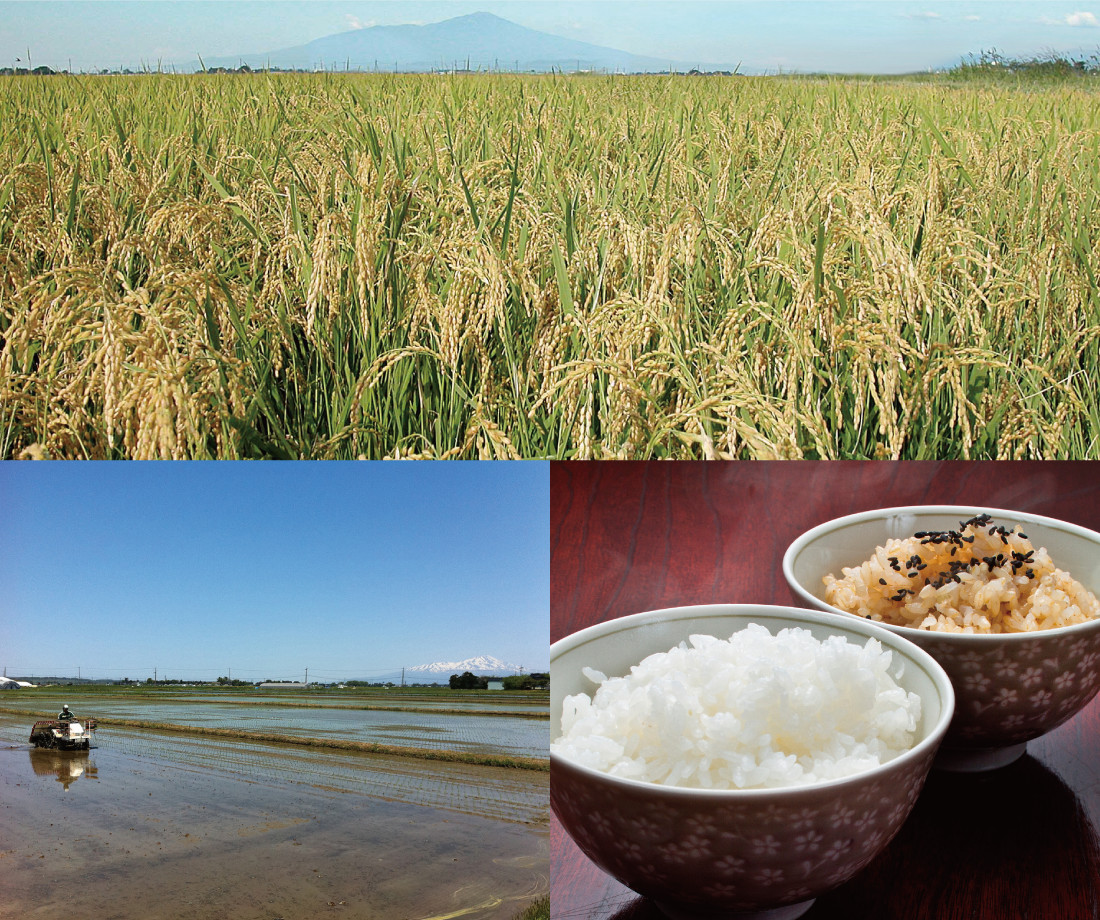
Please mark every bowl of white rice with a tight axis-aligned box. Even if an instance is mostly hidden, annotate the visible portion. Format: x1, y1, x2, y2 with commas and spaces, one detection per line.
551, 604, 954, 920
783, 506, 1100, 772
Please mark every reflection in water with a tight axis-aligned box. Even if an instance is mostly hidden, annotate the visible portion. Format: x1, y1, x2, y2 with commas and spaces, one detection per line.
29, 750, 98, 789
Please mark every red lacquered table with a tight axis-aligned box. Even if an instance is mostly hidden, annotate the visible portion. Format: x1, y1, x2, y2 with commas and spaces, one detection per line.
551, 461, 1100, 920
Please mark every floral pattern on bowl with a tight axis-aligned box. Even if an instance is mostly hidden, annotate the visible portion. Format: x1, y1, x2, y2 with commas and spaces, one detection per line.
783, 505, 1100, 770
551, 605, 954, 920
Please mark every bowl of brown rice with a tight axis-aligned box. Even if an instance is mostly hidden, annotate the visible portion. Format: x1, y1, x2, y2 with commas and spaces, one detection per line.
783, 506, 1100, 771
551, 604, 954, 920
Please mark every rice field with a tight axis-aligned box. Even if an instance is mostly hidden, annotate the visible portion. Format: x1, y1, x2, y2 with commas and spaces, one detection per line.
159, 688, 549, 713
0, 686, 549, 762
2, 72, 1099, 459
0, 711, 549, 919
0, 699, 547, 758
0, 712, 547, 823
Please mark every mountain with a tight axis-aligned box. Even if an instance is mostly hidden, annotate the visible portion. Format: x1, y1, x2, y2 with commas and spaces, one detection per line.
208, 12, 695, 74
363, 656, 537, 685
406, 655, 521, 676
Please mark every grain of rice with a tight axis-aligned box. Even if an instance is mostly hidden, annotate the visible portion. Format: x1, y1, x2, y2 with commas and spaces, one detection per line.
824, 514, 1100, 633
552, 624, 920, 789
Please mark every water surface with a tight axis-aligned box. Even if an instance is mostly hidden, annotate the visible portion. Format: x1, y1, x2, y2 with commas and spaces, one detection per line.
0, 692, 548, 759
0, 714, 548, 920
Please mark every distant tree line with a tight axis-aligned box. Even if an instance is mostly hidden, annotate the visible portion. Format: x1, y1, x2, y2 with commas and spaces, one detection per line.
450, 671, 488, 689
0, 66, 61, 76
952, 48, 1100, 79
0, 64, 367, 78
450, 672, 549, 690
503, 673, 549, 690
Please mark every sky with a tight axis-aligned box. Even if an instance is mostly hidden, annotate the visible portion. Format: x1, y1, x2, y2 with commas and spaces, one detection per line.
2, 1, 1100, 74
0, 462, 549, 682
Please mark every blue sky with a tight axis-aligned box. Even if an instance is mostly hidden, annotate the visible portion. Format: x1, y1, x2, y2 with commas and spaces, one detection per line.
2, 2, 1100, 73
0, 463, 549, 682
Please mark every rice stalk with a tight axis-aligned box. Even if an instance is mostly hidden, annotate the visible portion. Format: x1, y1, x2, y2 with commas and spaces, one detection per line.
1, 73, 1097, 458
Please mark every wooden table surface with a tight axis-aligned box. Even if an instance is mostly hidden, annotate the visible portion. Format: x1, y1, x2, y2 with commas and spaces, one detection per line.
550, 461, 1100, 920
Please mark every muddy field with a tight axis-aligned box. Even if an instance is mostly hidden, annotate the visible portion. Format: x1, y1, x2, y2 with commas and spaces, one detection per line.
0, 714, 548, 920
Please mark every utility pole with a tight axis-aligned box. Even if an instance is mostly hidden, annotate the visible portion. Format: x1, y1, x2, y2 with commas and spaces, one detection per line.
304, 667, 308, 686
401, 667, 405, 688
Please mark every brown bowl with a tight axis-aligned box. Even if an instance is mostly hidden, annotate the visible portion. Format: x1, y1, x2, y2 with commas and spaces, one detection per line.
551, 604, 954, 920
784, 505, 1100, 771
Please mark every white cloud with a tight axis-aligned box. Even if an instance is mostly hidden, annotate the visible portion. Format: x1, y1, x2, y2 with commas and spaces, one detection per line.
1041, 11, 1100, 27
965, 15, 982, 22
900, 11, 942, 20
1066, 11, 1100, 26
345, 15, 375, 31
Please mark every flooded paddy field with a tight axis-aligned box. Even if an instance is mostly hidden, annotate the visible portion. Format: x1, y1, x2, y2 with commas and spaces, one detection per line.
149, 690, 549, 715
176, 692, 549, 714
0, 712, 548, 920
0, 689, 549, 761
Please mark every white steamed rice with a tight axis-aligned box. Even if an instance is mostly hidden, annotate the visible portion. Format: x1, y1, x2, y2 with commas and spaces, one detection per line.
552, 623, 921, 789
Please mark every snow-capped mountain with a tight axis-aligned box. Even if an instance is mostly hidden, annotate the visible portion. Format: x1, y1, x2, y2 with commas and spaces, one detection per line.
407, 655, 520, 675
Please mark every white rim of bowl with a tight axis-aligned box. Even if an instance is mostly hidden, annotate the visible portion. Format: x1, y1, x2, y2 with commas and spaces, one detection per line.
550, 603, 956, 798
782, 505, 1100, 643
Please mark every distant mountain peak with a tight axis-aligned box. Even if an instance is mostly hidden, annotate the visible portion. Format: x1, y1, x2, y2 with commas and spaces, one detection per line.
451, 11, 508, 23
407, 655, 519, 674
210, 11, 697, 74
